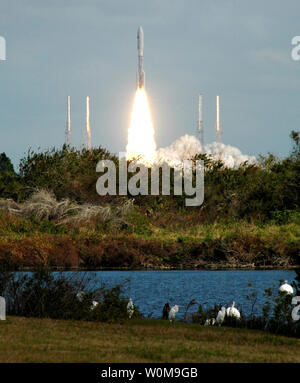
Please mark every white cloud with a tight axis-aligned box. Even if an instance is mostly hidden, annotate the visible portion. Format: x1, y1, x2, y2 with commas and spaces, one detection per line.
156, 135, 256, 169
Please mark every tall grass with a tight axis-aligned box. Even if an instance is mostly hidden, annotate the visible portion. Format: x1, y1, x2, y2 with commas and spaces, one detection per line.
0, 189, 134, 225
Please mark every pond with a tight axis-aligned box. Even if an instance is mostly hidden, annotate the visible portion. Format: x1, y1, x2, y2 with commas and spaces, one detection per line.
66, 269, 297, 319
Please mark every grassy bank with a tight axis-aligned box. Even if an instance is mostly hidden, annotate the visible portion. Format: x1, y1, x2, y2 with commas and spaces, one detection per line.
0, 316, 300, 362
0, 209, 299, 269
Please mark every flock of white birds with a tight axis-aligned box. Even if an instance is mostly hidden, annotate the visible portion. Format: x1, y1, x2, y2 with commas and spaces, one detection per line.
125, 280, 294, 324
204, 302, 240, 327
203, 280, 294, 326
0, 281, 294, 323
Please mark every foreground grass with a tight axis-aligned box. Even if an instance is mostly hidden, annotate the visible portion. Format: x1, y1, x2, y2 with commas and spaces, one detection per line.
1, 317, 300, 362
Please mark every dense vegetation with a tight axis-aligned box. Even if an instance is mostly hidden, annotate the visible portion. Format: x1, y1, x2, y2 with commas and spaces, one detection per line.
0, 267, 141, 322
1, 131, 299, 219
0, 131, 299, 269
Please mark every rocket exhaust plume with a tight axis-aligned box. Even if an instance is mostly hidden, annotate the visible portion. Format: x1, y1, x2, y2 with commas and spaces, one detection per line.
126, 88, 156, 165
126, 26, 156, 165
66, 96, 71, 145
156, 135, 256, 169
85, 96, 91, 150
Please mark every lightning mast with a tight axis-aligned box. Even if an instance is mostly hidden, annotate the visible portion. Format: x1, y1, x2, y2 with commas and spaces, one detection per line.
216, 94, 222, 157
198, 94, 204, 151
85, 96, 92, 150
65, 96, 71, 146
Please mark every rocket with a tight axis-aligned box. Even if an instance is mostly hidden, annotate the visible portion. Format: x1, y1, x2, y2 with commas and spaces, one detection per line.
137, 26, 145, 88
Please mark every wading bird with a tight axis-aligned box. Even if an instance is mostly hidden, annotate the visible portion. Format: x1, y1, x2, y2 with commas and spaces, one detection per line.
127, 298, 134, 319
226, 302, 241, 319
162, 301, 171, 320
91, 301, 99, 310
204, 318, 216, 326
76, 291, 85, 302
169, 305, 179, 322
279, 280, 294, 295
216, 306, 226, 325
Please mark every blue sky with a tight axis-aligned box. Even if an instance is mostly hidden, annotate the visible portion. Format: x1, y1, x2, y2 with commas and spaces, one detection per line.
0, 0, 299, 169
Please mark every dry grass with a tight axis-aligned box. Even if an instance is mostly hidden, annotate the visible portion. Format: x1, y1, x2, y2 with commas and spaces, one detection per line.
0, 317, 300, 362
0, 190, 133, 225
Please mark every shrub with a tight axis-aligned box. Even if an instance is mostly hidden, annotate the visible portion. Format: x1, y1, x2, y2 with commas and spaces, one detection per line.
19, 145, 117, 202
0, 267, 142, 322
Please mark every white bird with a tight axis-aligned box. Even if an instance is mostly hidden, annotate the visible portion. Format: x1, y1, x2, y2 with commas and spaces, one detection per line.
76, 291, 85, 302
226, 302, 241, 319
279, 280, 294, 295
216, 306, 226, 325
169, 305, 179, 322
91, 301, 99, 310
127, 298, 134, 319
204, 318, 216, 326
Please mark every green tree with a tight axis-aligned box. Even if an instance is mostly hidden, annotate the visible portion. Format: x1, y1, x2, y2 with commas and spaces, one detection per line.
0, 153, 22, 200
0, 153, 14, 173
19, 145, 117, 202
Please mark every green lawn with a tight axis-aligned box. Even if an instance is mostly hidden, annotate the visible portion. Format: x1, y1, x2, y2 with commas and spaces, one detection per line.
1, 317, 300, 362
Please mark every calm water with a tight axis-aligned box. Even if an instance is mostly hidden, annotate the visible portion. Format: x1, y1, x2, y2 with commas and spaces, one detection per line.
71, 270, 297, 320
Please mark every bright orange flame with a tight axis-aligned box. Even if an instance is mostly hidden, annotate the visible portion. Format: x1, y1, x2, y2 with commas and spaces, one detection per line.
126, 87, 157, 166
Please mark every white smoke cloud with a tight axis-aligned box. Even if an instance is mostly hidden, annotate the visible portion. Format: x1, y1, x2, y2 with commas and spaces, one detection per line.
156, 135, 256, 168
156, 135, 202, 168
204, 141, 256, 168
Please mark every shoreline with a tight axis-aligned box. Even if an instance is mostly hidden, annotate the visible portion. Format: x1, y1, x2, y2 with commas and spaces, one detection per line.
7, 264, 300, 272
1, 216, 298, 271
